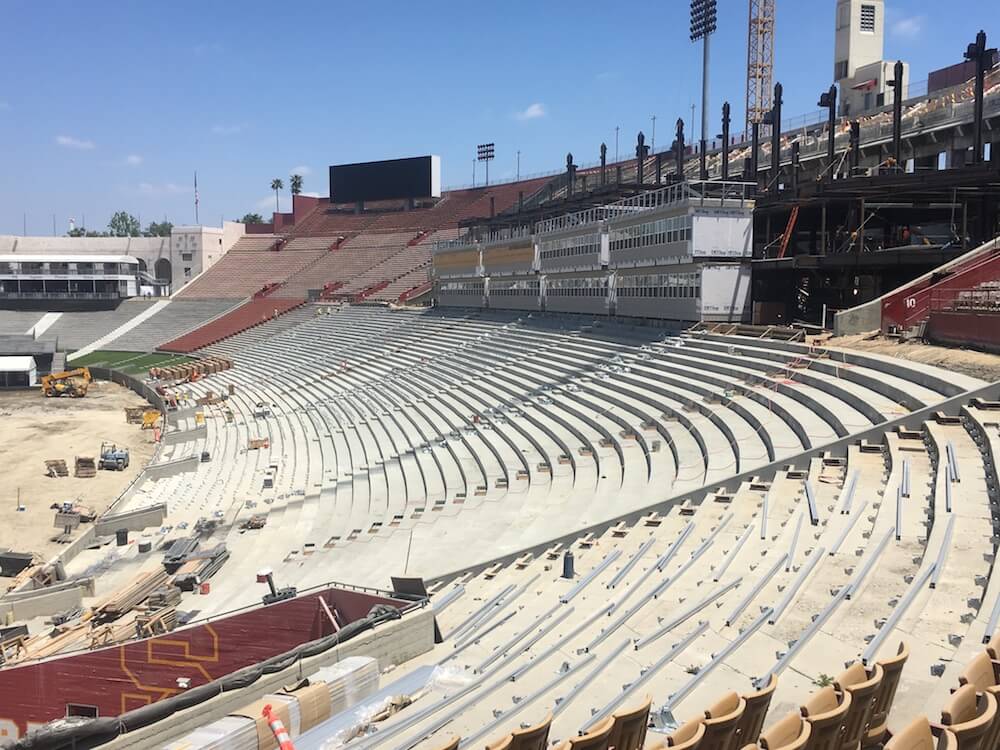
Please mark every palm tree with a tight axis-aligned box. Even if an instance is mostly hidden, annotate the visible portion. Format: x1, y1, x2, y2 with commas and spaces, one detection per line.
290, 174, 304, 196
270, 178, 284, 212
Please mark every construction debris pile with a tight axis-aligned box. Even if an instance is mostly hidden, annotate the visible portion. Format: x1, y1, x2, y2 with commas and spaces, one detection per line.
0, 535, 229, 666
148, 357, 232, 382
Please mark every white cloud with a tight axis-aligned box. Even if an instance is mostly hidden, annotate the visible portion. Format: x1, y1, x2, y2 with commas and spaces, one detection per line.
514, 103, 547, 121
125, 154, 143, 166
211, 123, 246, 135
56, 134, 95, 150
290, 165, 312, 176
890, 14, 924, 39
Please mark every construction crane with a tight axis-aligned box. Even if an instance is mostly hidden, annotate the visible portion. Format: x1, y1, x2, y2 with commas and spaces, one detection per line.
746, 0, 776, 136
40, 368, 92, 398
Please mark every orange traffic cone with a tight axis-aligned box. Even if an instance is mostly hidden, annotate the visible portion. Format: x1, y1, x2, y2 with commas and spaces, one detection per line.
262, 704, 296, 750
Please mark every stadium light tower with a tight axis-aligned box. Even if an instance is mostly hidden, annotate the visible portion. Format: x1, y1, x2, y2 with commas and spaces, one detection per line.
690, 0, 718, 181
477, 143, 495, 187
746, 0, 775, 137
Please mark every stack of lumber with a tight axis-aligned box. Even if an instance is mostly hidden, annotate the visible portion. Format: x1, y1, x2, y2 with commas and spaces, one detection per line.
93, 568, 170, 622
172, 544, 229, 590
148, 585, 182, 610
149, 357, 233, 381
44, 459, 68, 477
135, 607, 178, 638
74, 456, 96, 478
162, 537, 200, 572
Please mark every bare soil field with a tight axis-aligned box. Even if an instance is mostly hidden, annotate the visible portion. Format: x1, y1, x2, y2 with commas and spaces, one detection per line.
824, 333, 1000, 383
0, 381, 156, 567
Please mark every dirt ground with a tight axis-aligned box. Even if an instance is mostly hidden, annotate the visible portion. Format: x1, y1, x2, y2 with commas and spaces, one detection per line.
0, 381, 157, 567
825, 333, 1000, 383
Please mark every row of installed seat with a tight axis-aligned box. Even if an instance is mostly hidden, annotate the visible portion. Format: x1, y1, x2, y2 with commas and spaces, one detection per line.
80, 307, 986, 622
176, 235, 323, 299
158, 297, 305, 353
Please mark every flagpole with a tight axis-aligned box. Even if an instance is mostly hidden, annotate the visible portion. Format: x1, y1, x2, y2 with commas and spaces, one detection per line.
194, 171, 200, 225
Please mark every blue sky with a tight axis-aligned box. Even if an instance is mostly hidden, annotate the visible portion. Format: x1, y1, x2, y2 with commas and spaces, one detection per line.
0, 0, 996, 235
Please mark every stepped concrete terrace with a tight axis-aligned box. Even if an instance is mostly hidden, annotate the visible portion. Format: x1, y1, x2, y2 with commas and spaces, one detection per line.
57, 309, 991, 666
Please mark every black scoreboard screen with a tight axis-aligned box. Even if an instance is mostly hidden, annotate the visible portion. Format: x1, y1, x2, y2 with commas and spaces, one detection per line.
330, 155, 441, 203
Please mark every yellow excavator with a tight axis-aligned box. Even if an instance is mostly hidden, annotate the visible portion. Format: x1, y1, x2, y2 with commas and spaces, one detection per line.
41, 368, 92, 398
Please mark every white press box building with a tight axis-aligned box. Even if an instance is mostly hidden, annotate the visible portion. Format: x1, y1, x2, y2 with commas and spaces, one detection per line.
432, 182, 754, 323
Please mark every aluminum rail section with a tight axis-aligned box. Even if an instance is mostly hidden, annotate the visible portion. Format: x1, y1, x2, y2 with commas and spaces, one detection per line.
584, 621, 711, 733
805, 481, 820, 525
634, 578, 743, 651
768, 547, 827, 625
984, 584, 1000, 645
656, 607, 775, 722
725, 554, 788, 626
948, 441, 962, 483
586, 515, 732, 652
846, 528, 896, 600
444, 584, 516, 642
560, 549, 622, 603
760, 585, 852, 687
476, 604, 575, 673
828, 499, 869, 555
838, 470, 860, 514
929, 514, 957, 590
786, 512, 803, 572
551, 638, 633, 718
713, 523, 754, 582
425, 383, 1000, 590
450, 656, 599, 750
431, 585, 465, 615
862, 561, 938, 665
607, 537, 656, 589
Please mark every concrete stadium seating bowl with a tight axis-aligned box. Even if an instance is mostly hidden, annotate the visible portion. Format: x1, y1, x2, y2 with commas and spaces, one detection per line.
40, 304, 1000, 749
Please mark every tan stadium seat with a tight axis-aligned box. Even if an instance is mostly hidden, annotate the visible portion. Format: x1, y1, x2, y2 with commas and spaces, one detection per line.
862, 642, 910, 748
607, 695, 652, 750
510, 713, 553, 750
565, 716, 614, 750
884, 716, 957, 750
985, 632, 1000, 661
487, 734, 514, 750
935, 684, 996, 750
958, 651, 1000, 693
834, 662, 884, 750
957, 651, 1000, 748
758, 711, 811, 750
665, 718, 706, 749
801, 685, 852, 750
433, 737, 461, 750
702, 691, 747, 750
736, 675, 779, 748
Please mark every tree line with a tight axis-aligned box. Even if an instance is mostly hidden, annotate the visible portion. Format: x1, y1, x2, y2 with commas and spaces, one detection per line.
65, 172, 308, 236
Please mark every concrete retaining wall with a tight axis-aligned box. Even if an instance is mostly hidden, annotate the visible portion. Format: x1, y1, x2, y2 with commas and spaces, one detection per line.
100, 607, 436, 749
0, 578, 94, 621
162, 424, 206, 446
144, 454, 199, 480
833, 298, 881, 335
95, 504, 167, 535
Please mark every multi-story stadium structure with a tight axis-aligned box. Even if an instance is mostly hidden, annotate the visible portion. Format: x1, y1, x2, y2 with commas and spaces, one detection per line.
1, 7, 1000, 750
